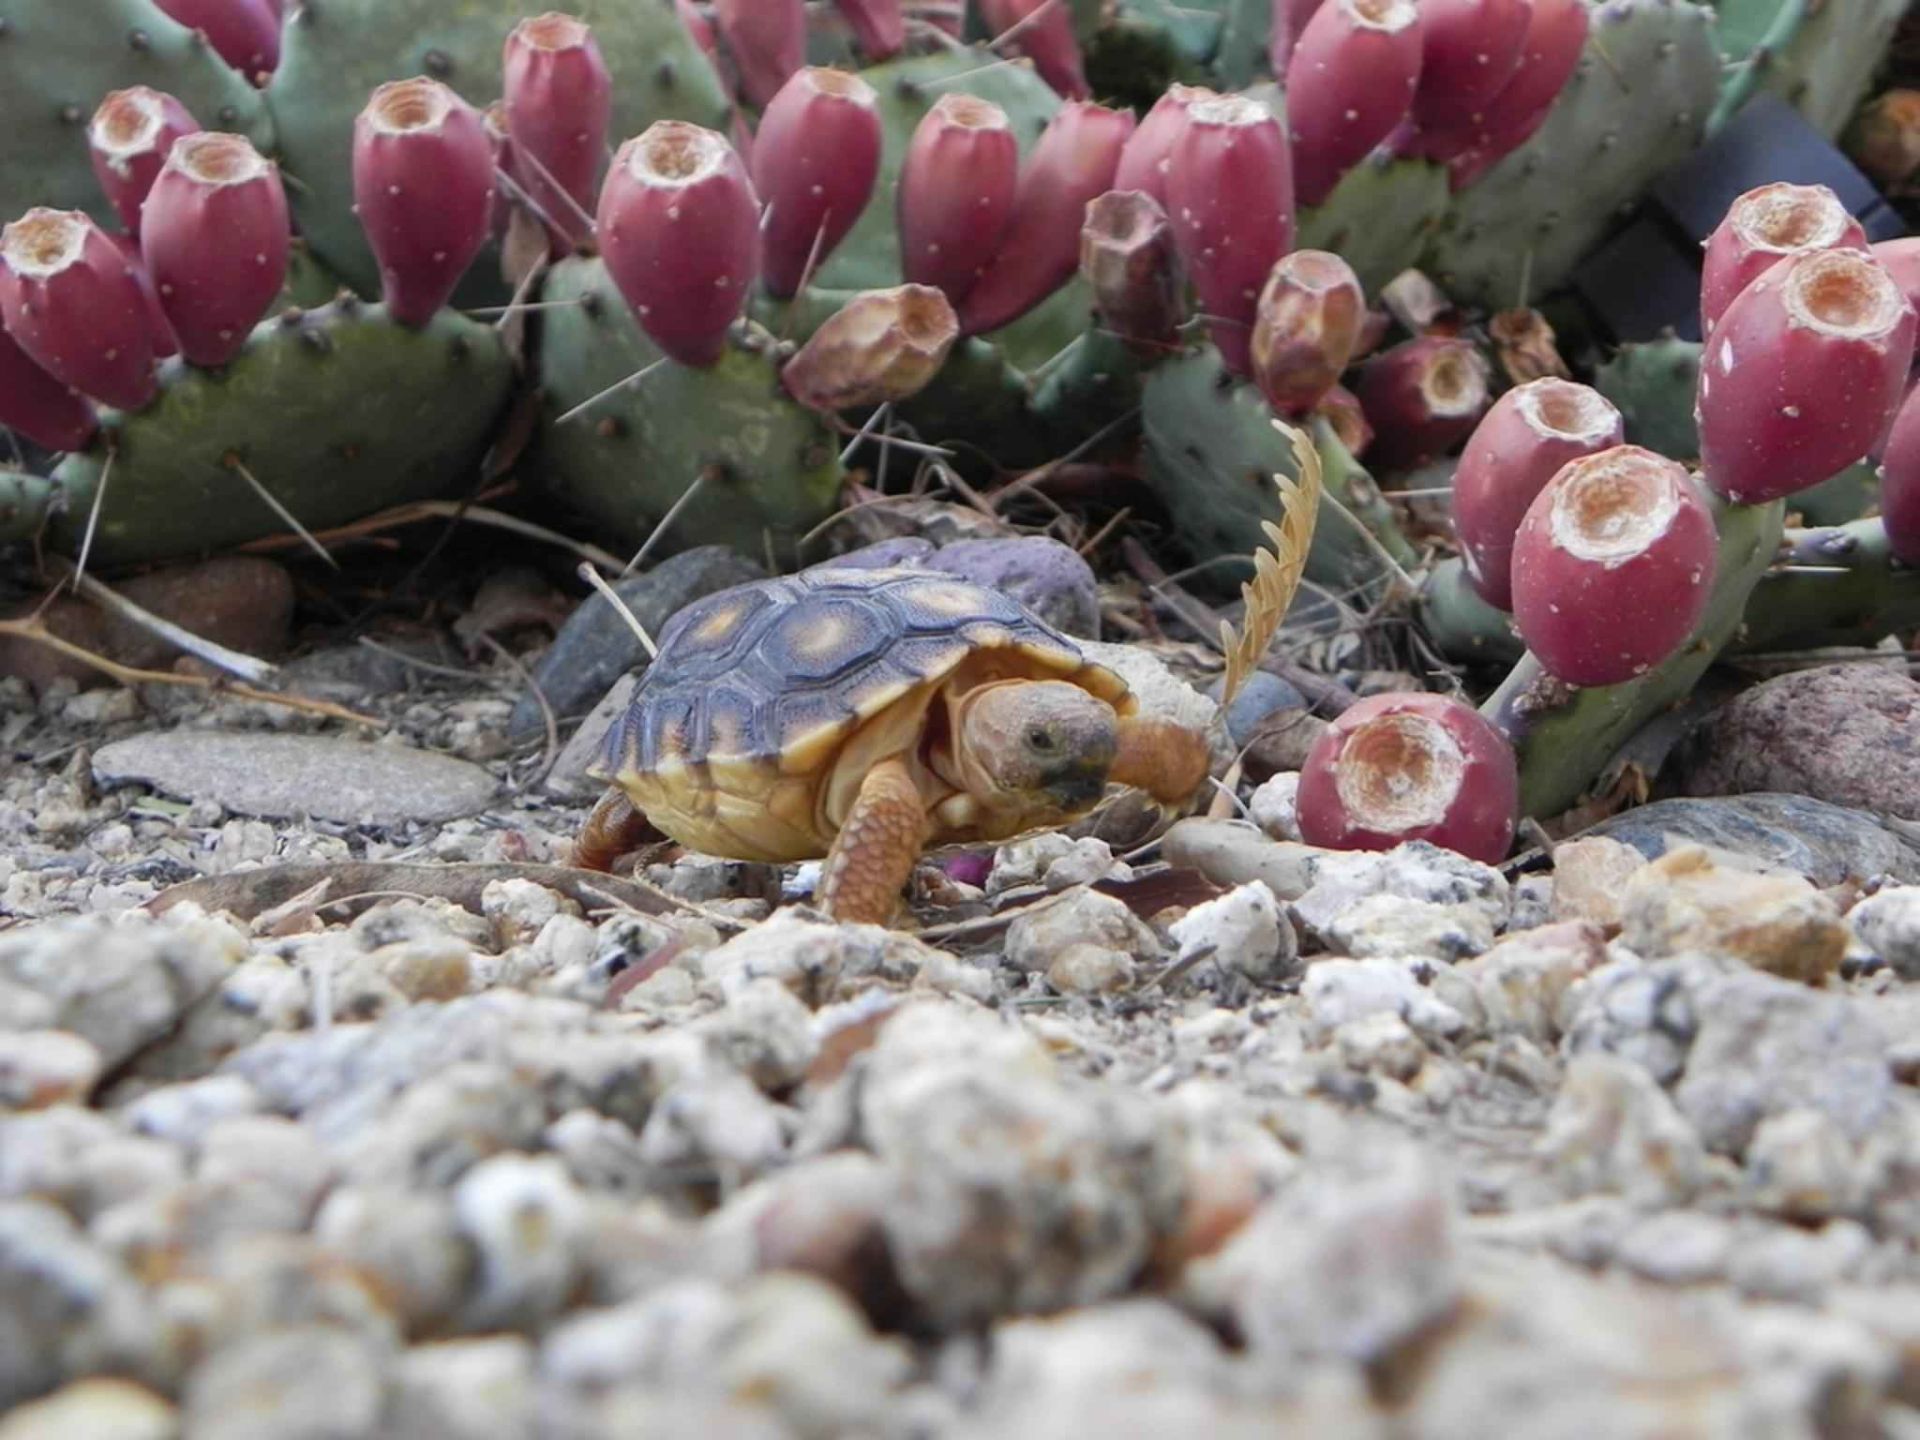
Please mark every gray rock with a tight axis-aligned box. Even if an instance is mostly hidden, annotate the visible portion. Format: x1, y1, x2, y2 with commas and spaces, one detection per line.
1537, 1054, 1705, 1206
1167, 881, 1298, 985
180, 1326, 387, 1440
91, 733, 498, 826
0, 1200, 158, 1409
1321, 895, 1494, 961
814, 538, 937, 570
0, 913, 240, 1071
924, 537, 1101, 638
1847, 885, 1920, 978
1004, 889, 1160, 977
509, 546, 764, 738
0, 1111, 185, 1225
1614, 1210, 1733, 1285
1670, 663, 1920, 823
1302, 959, 1468, 1042
1587, 794, 1920, 886
388, 1337, 535, 1440
0, 1378, 177, 1440
0, 1032, 102, 1110
452, 1155, 586, 1330
1560, 956, 1705, 1086
314, 1187, 471, 1336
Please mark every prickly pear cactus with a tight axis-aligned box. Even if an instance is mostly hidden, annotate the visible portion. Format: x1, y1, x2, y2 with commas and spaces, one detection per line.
1424, 0, 1720, 310
1298, 157, 1451, 295
1139, 348, 1416, 596
1710, 0, 1907, 139
33, 300, 514, 567
532, 257, 844, 566
267, 0, 731, 302
0, 0, 273, 232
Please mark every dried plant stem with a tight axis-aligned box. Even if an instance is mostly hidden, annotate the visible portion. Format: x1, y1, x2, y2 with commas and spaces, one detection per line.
1217, 418, 1323, 706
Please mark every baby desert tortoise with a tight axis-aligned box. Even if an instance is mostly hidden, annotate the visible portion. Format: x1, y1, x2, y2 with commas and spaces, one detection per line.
570, 566, 1213, 924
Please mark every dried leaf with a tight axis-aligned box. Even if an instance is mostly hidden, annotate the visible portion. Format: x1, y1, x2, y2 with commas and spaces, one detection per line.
1218, 418, 1322, 708
145, 861, 671, 924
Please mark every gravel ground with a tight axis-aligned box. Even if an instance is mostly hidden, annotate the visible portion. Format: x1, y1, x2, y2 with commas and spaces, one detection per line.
5, 645, 1920, 1440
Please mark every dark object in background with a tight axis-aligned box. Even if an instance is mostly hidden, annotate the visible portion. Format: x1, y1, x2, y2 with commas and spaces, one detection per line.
1569, 94, 1907, 345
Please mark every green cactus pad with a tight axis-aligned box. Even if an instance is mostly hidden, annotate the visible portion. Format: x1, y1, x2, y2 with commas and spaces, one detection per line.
0, 0, 273, 233
267, 0, 731, 302
43, 300, 514, 568
809, 47, 1065, 296
1298, 157, 1451, 296
1710, 0, 1907, 140
1139, 348, 1416, 597
531, 257, 844, 567
1736, 518, 1920, 654
1482, 494, 1786, 819
1424, 0, 1719, 310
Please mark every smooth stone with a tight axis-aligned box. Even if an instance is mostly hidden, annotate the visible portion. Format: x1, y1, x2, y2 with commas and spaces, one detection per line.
92, 732, 499, 825
1206, 670, 1309, 748
924, 537, 1101, 639
1670, 664, 1920, 822
1584, 795, 1920, 886
814, 538, 937, 570
509, 546, 764, 738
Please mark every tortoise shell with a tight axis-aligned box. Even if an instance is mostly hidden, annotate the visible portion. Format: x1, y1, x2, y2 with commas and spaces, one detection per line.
588, 566, 1134, 861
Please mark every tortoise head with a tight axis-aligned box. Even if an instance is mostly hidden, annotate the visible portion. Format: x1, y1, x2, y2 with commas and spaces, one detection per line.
956, 680, 1120, 816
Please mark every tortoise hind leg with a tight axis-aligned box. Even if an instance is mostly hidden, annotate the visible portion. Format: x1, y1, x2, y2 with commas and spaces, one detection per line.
818, 757, 928, 926
571, 787, 663, 872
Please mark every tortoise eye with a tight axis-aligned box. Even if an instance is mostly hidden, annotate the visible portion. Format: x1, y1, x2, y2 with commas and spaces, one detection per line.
1027, 726, 1055, 752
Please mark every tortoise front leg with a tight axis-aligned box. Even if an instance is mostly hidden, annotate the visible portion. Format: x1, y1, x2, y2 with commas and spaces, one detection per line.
1109, 715, 1212, 806
571, 786, 660, 872
818, 756, 929, 926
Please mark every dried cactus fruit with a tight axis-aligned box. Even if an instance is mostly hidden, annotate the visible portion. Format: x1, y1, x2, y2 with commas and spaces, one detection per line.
1298, 691, 1518, 863
1354, 334, 1490, 470
1697, 248, 1917, 504
1315, 381, 1372, 457
139, 132, 289, 367
979, 0, 1089, 100
1249, 249, 1365, 415
352, 78, 496, 327
1113, 84, 1216, 209
1452, 378, 1624, 610
1166, 93, 1293, 376
781, 283, 958, 412
1080, 189, 1183, 353
713, 0, 805, 107
896, 93, 1021, 309
956, 101, 1135, 338
89, 88, 203, 239
1699, 182, 1868, 340
503, 13, 613, 257
0, 327, 98, 455
597, 121, 760, 367
752, 68, 882, 300
0, 209, 160, 412
1287, 0, 1424, 208
1509, 445, 1719, 686
151, 0, 282, 80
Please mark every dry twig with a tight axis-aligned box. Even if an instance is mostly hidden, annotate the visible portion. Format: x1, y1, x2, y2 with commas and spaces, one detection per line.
1216, 418, 1322, 708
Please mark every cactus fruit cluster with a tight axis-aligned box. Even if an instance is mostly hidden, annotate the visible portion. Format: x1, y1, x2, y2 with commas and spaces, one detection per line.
3, 1, 1920, 877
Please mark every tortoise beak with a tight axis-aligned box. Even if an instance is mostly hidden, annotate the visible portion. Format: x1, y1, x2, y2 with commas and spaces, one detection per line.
1045, 758, 1111, 811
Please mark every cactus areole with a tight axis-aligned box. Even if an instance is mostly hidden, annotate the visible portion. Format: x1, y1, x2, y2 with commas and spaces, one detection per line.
89, 88, 202, 237
1697, 248, 1917, 504
1297, 692, 1518, 863
1510, 446, 1718, 687
352, 79, 496, 329
0, 210, 159, 413
1699, 183, 1869, 339
598, 122, 761, 368
140, 132, 290, 368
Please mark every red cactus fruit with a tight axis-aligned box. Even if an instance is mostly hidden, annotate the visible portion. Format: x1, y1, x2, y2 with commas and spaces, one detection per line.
139, 132, 288, 367
1697, 248, 1916, 504
979, 0, 1089, 101
352, 78, 496, 328
676, 0, 720, 60
1080, 189, 1183, 351
88, 88, 202, 238
0, 326, 98, 454
1297, 691, 1518, 863
0, 210, 159, 412
598, 121, 760, 367
751, 68, 882, 299
482, 102, 515, 244
956, 101, 1135, 338
1249, 249, 1365, 415
151, 0, 281, 80
503, 13, 612, 257
1509, 446, 1718, 687
1112, 83, 1216, 209
712, 0, 805, 108
1165, 93, 1293, 376
1873, 237, 1920, 318
1407, 0, 1530, 128
1316, 382, 1373, 456
1880, 381, 1920, 563
1451, 378, 1624, 611
106, 233, 180, 361
1405, 0, 1588, 188
897, 94, 1020, 308
1354, 335, 1490, 470
1699, 183, 1869, 340
1286, 0, 1424, 209
834, 0, 905, 57
1272, 0, 1328, 70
